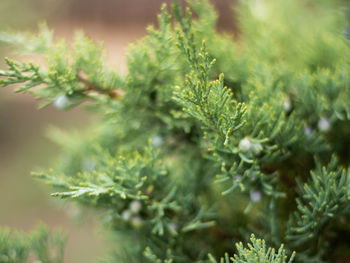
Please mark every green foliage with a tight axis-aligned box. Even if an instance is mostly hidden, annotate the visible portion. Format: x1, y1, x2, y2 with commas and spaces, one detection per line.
0, 224, 65, 263
287, 157, 350, 260
209, 234, 295, 263
1, 0, 350, 262
0, 24, 120, 109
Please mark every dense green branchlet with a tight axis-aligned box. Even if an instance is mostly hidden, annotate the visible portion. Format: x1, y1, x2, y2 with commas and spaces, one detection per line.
209, 234, 295, 263
1, 0, 350, 262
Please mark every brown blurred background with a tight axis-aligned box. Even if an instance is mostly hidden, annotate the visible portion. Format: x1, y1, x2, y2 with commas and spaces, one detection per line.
0, 1, 235, 262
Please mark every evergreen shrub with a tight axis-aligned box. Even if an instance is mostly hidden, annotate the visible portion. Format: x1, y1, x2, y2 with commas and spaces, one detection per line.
1, 0, 350, 262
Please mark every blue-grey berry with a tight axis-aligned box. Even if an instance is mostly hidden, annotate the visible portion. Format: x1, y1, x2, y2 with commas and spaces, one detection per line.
54, 95, 69, 110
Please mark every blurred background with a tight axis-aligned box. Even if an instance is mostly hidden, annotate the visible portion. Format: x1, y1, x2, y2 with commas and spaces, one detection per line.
0, 0, 235, 262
